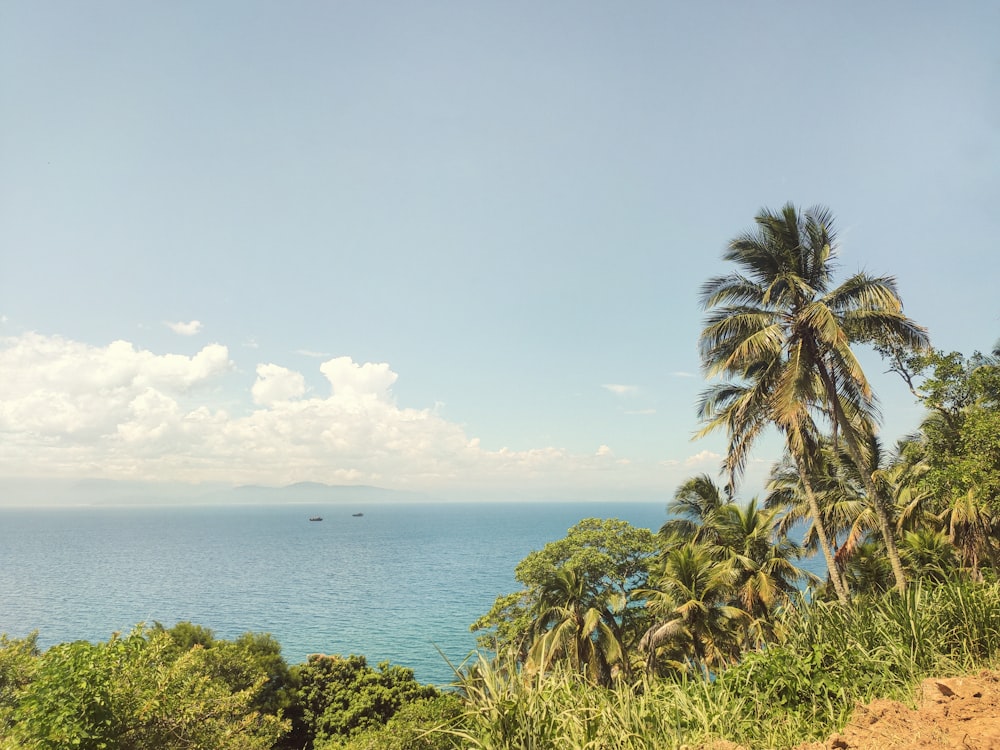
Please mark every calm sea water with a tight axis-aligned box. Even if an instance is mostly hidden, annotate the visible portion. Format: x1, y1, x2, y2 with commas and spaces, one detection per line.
0, 501, 675, 685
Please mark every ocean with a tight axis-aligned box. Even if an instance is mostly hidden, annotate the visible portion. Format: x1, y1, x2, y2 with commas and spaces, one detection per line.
0, 501, 674, 686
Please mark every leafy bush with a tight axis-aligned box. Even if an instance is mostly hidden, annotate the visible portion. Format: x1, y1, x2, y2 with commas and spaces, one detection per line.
10, 627, 287, 750
321, 694, 466, 750
0, 633, 38, 732
281, 654, 440, 749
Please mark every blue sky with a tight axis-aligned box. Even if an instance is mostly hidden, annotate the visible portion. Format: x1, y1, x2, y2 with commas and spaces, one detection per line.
2, 1, 998, 501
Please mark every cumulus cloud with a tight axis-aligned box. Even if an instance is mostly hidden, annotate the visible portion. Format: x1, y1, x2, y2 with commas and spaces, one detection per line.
685, 449, 721, 467
0, 333, 232, 440
659, 449, 722, 470
0, 333, 679, 494
320, 357, 397, 400
166, 320, 202, 336
602, 384, 638, 396
252, 364, 306, 406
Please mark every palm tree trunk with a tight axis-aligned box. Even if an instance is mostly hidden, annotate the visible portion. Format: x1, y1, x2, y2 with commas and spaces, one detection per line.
872, 499, 908, 594
816, 360, 908, 594
828, 396, 908, 593
797, 462, 850, 605
835, 433, 908, 593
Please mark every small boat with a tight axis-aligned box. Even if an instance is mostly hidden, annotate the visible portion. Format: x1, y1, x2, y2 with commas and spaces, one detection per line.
352, 512, 364, 517
309, 516, 323, 522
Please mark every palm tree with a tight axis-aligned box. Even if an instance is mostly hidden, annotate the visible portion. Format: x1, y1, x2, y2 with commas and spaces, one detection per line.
712, 498, 818, 643
766, 443, 870, 578
698, 203, 928, 599
822, 434, 902, 573
937, 489, 999, 581
637, 542, 744, 675
664, 474, 815, 638
899, 527, 959, 583
659, 473, 729, 545
525, 566, 628, 685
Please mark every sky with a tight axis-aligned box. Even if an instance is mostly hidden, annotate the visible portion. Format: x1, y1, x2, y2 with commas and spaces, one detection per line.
1, 1, 998, 503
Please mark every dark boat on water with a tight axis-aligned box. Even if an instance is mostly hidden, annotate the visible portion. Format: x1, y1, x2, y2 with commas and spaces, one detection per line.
309, 516, 323, 522
352, 513, 364, 517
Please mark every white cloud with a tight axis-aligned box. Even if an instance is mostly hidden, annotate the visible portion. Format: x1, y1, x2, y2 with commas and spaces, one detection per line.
625, 409, 657, 415
671, 371, 696, 378
659, 449, 722, 470
602, 384, 638, 396
252, 364, 306, 406
320, 357, 397, 400
295, 349, 330, 359
685, 449, 721, 467
166, 320, 202, 336
0, 333, 682, 495
0, 334, 232, 440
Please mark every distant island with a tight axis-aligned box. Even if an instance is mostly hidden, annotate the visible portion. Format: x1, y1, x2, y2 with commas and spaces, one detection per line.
0, 478, 428, 508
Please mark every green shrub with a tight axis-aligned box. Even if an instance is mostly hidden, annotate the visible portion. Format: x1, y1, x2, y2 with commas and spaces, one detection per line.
281, 654, 440, 749
322, 694, 466, 750
0, 634, 38, 733
11, 627, 286, 750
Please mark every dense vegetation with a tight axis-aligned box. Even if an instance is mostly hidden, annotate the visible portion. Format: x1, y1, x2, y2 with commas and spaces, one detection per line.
2, 204, 998, 749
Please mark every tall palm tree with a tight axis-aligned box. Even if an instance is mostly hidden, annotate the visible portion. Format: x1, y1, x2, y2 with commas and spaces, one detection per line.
698, 203, 927, 599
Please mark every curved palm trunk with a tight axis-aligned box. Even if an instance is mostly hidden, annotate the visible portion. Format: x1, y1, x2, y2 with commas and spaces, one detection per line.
797, 462, 850, 605
817, 362, 908, 594
871, 496, 908, 593
833, 431, 909, 593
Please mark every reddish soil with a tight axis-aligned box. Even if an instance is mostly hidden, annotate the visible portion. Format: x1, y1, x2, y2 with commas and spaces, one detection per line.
795, 672, 1000, 750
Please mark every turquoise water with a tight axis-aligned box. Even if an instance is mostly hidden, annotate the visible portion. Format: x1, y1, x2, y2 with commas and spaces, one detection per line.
0, 501, 675, 685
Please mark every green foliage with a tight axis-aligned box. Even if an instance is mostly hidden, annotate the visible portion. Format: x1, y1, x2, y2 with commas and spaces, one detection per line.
471, 518, 656, 667
153, 622, 292, 716
0, 633, 38, 732
640, 477, 815, 674
321, 694, 465, 750
910, 349, 1000, 515
899, 527, 959, 583
457, 580, 1000, 750
154, 621, 215, 650
514, 518, 656, 594
885, 347, 1000, 578
282, 654, 439, 750
526, 565, 630, 685
14, 638, 117, 749
9, 627, 287, 750
842, 540, 895, 595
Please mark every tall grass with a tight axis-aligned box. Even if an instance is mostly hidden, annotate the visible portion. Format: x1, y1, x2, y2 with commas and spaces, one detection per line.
454, 580, 1000, 750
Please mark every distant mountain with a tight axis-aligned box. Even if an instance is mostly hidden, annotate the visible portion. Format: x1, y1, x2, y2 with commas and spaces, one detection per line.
0, 478, 426, 507
225, 482, 426, 504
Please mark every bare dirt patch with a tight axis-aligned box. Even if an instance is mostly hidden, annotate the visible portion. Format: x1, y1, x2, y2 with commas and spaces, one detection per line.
794, 671, 1000, 750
